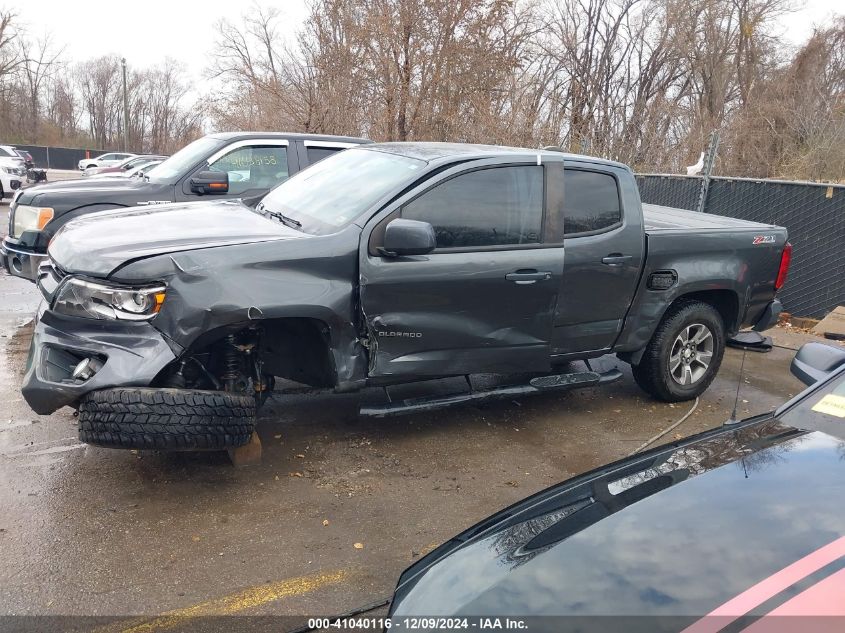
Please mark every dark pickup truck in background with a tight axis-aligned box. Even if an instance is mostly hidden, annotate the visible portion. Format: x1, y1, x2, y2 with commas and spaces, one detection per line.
0, 132, 370, 281
21, 142, 790, 450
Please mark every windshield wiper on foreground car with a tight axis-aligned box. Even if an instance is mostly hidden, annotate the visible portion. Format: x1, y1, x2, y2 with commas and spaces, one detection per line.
257, 202, 302, 229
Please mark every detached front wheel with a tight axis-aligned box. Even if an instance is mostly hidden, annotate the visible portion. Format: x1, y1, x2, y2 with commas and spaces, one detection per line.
632, 300, 725, 402
79, 387, 256, 450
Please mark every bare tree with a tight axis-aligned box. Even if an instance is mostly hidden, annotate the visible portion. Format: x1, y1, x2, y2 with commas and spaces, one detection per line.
17, 32, 63, 139
0, 0, 839, 181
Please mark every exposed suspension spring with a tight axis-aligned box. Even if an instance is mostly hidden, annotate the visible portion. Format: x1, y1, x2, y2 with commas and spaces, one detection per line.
221, 334, 240, 391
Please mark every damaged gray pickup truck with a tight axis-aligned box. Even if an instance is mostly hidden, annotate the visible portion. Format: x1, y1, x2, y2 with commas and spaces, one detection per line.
22, 143, 791, 450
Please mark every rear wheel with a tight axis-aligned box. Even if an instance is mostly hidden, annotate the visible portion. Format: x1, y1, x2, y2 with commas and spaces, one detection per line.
79, 387, 256, 450
632, 300, 725, 402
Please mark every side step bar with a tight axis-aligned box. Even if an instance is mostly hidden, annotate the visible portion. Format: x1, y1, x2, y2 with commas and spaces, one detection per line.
359, 368, 623, 418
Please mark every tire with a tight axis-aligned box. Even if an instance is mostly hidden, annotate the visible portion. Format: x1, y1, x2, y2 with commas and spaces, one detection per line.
631, 300, 725, 402
78, 387, 256, 450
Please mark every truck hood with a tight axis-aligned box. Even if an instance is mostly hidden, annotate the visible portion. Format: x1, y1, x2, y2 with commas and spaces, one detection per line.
19, 175, 153, 203
48, 200, 303, 277
390, 418, 845, 622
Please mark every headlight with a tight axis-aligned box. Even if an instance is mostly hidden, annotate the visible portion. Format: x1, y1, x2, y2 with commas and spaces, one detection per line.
53, 278, 166, 321
12, 204, 54, 236
2, 166, 12, 174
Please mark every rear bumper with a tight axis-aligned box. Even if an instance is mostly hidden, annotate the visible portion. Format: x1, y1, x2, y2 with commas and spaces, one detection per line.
752, 298, 783, 332
22, 308, 176, 415
0, 239, 45, 282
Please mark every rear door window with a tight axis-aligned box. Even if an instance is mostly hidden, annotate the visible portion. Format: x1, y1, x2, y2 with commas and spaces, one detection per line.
563, 169, 622, 235
306, 147, 344, 165
401, 165, 544, 249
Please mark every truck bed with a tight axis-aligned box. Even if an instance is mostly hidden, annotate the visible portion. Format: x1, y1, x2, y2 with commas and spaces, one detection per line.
635, 203, 788, 338
642, 203, 779, 233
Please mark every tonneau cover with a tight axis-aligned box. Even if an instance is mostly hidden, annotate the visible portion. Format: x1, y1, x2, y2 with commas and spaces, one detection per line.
643, 203, 779, 232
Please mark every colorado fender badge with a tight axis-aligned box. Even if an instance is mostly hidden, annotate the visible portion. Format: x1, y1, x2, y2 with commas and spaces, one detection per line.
752, 235, 776, 245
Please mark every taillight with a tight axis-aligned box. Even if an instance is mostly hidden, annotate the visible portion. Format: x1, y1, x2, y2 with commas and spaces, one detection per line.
775, 242, 792, 290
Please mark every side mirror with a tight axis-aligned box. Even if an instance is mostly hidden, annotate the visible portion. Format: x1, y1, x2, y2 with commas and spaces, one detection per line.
190, 170, 229, 195
790, 342, 845, 386
380, 219, 436, 257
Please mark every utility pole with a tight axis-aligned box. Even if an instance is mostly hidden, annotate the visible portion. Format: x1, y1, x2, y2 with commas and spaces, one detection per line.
122, 57, 129, 153
696, 129, 720, 213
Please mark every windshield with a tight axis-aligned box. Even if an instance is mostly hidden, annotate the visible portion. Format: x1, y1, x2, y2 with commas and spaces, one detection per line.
259, 148, 425, 234
145, 136, 224, 182
780, 367, 845, 440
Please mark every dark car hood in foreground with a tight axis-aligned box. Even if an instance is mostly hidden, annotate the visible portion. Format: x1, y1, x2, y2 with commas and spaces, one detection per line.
390, 417, 845, 624
48, 200, 303, 277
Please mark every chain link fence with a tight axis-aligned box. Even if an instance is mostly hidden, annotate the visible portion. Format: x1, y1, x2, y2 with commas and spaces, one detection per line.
636, 174, 845, 319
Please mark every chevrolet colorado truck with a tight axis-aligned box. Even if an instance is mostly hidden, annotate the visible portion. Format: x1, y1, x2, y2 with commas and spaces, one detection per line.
1, 132, 370, 281
21, 143, 790, 450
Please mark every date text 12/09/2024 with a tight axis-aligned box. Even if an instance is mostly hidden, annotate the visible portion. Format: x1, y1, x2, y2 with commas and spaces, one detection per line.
307, 618, 528, 630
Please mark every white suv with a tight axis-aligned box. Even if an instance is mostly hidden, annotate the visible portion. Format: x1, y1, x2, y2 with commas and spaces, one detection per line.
0, 145, 26, 197
77, 152, 136, 171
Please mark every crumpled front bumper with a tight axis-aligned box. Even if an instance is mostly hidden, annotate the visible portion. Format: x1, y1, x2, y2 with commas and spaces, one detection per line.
22, 306, 177, 415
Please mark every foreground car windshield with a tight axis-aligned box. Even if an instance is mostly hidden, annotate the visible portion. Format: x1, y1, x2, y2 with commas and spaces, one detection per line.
780, 369, 845, 440
145, 136, 224, 182
260, 148, 425, 234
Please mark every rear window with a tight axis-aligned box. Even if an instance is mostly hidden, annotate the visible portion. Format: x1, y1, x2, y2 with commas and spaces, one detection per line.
564, 169, 622, 235
306, 147, 343, 165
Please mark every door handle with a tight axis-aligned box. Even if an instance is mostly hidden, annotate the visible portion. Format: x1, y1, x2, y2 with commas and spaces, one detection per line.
506, 270, 552, 285
601, 254, 632, 266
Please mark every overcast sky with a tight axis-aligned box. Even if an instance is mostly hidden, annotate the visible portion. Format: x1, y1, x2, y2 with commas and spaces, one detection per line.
21, 0, 845, 88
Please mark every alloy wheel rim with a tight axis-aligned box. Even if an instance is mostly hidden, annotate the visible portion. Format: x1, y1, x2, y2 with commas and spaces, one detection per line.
668, 323, 714, 386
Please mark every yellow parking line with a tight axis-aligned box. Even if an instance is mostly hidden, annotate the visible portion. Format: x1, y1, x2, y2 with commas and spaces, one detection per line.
94, 569, 348, 633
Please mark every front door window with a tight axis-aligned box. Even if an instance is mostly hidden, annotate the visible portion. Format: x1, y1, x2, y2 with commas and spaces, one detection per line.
207, 145, 289, 196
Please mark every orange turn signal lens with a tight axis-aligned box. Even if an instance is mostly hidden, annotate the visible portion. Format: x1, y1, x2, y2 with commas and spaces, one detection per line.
152, 292, 166, 313
36, 208, 54, 229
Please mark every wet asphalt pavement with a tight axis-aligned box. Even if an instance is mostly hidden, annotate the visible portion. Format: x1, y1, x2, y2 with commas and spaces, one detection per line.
0, 194, 821, 628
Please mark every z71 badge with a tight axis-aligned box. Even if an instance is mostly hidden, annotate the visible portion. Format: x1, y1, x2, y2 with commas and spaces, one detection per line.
752, 235, 776, 245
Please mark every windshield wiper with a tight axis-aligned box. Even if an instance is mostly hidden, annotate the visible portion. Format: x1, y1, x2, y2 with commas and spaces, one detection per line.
262, 205, 302, 229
